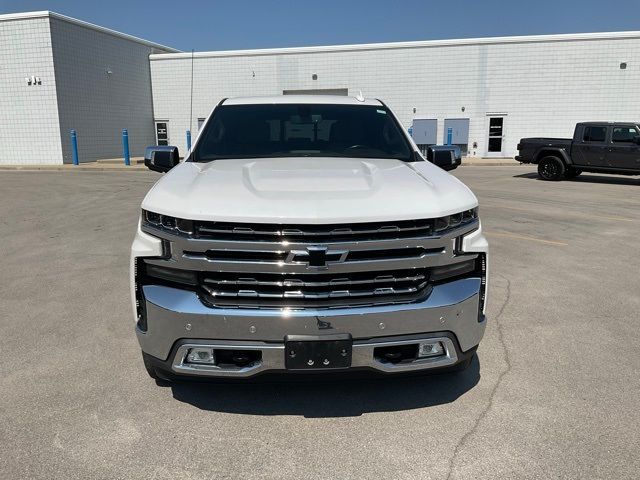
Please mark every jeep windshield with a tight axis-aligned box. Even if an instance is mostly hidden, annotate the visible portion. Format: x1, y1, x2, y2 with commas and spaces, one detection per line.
192, 103, 414, 162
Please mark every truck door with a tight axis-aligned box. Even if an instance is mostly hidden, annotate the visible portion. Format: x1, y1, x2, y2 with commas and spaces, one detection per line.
607, 125, 640, 170
572, 125, 608, 167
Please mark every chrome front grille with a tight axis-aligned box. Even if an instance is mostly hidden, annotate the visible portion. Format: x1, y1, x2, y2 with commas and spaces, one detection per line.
141, 214, 480, 309
182, 246, 444, 264
195, 220, 436, 242
200, 269, 430, 308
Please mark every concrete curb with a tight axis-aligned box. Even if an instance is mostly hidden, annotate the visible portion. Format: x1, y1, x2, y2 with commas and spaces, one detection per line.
96, 157, 146, 165
0, 165, 147, 172
461, 162, 523, 167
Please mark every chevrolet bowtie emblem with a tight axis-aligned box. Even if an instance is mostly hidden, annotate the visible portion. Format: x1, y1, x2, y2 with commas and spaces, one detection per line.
286, 246, 348, 269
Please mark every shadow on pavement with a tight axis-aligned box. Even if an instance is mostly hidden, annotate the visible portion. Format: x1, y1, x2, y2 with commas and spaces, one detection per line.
168, 356, 480, 417
514, 172, 640, 186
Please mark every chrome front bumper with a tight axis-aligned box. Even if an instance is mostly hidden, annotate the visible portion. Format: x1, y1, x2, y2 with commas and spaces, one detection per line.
137, 277, 485, 377
170, 335, 462, 377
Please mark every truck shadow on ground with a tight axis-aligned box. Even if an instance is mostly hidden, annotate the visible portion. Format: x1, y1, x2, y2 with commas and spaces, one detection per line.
514, 172, 640, 186
167, 356, 480, 417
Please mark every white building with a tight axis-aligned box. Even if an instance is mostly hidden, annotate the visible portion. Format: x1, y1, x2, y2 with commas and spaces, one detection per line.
151, 33, 640, 158
0, 11, 176, 164
2, 10, 640, 163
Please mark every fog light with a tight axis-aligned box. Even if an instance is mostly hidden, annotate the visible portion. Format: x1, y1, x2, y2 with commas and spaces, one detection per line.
418, 341, 445, 358
145, 263, 198, 286
430, 258, 476, 282
186, 347, 215, 365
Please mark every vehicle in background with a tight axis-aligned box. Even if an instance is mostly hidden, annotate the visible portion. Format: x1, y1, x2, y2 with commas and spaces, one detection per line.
132, 95, 488, 382
516, 122, 640, 180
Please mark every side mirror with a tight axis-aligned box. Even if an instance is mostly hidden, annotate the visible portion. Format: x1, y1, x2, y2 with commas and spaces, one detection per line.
634, 136, 640, 145
427, 145, 461, 171
144, 146, 180, 173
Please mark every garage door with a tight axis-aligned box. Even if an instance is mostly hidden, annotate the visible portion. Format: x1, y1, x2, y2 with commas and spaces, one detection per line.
411, 119, 437, 145
443, 118, 470, 155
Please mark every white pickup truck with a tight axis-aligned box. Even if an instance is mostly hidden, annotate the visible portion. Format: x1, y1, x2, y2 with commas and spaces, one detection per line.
131, 95, 488, 381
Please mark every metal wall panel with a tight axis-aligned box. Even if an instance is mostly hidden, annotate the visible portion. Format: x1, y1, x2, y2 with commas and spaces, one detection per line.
411, 119, 437, 145
0, 17, 62, 164
443, 118, 470, 145
50, 17, 172, 163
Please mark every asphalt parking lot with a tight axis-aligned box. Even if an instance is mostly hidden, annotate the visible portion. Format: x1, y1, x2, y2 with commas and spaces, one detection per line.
1, 166, 638, 479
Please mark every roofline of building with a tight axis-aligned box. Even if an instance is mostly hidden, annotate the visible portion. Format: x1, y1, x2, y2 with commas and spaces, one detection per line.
149, 30, 640, 60
0, 10, 180, 53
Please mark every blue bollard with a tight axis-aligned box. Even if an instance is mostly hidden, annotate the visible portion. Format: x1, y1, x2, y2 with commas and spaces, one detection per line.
70, 130, 79, 165
122, 129, 130, 166
446, 127, 453, 145
186, 130, 192, 151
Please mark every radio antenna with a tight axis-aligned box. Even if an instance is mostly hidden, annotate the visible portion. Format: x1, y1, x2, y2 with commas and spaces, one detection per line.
189, 49, 195, 141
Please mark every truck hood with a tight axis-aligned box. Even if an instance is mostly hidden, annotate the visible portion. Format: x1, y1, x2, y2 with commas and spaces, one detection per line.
141, 157, 478, 223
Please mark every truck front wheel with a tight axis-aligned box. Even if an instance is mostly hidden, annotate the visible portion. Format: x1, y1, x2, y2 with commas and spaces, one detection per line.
538, 156, 565, 181
449, 354, 474, 373
142, 351, 171, 384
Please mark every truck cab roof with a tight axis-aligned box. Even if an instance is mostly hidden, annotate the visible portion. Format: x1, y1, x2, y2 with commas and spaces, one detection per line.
222, 95, 383, 106
577, 121, 639, 126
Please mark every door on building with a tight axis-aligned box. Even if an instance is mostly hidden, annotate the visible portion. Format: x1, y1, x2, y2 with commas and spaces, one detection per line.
412, 119, 437, 157
607, 124, 640, 169
486, 116, 506, 156
443, 118, 470, 155
155, 121, 169, 146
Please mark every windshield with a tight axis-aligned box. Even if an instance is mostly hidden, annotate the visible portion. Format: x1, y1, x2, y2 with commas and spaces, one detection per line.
192, 103, 413, 162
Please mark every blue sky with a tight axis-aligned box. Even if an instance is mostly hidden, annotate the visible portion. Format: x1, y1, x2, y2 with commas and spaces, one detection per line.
1, 0, 637, 51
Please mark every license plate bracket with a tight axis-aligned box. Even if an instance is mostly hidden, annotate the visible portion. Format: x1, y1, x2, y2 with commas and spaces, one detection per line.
284, 334, 353, 370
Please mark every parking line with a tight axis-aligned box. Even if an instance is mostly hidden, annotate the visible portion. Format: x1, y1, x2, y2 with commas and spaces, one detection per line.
485, 230, 569, 246
483, 203, 635, 223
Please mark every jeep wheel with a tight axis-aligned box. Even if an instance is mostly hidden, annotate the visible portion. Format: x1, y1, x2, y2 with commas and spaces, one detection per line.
538, 156, 566, 181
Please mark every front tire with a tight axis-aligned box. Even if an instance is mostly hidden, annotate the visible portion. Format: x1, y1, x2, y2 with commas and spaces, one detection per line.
538, 156, 565, 181
449, 354, 474, 373
142, 351, 171, 384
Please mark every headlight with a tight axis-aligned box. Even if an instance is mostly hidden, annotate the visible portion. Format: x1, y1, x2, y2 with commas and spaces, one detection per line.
462, 207, 478, 222
145, 210, 161, 225
434, 216, 450, 232
434, 207, 478, 234
143, 210, 194, 234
